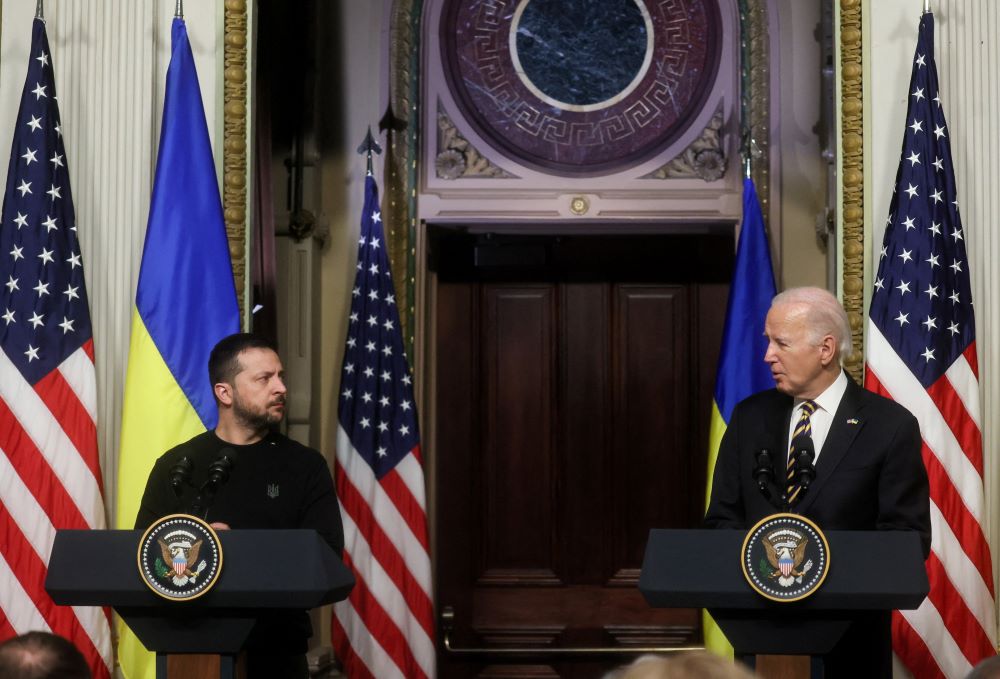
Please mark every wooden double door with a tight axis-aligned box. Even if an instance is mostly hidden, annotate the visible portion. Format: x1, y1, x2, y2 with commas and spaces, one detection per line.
431, 231, 732, 678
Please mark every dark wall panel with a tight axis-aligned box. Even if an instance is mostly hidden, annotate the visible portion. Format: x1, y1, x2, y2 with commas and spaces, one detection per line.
481, 286, 557, 583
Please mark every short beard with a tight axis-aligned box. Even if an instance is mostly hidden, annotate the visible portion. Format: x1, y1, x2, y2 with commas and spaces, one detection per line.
231, 391, 284, 432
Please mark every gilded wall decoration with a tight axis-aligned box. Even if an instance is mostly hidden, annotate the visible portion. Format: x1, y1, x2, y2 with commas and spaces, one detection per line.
640, 108, 726, 180
386, 0, 422, 349
224, 0, 248, 322
840, 0, 864, 381
745, 0, 771, 221
436, 105, 518, 179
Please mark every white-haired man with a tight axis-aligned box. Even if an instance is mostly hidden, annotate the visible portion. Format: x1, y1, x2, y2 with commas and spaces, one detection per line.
705, 286, 930, 678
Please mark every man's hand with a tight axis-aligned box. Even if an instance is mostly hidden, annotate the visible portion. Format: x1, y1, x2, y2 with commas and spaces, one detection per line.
209, 522, 231, 530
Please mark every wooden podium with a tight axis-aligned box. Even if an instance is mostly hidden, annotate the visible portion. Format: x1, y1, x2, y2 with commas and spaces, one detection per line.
45, 528, 354, 679
639, 528, 928, 679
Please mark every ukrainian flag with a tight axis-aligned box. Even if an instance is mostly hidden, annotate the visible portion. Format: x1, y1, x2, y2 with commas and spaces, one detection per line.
115, 17, 239, 679
703, 177, 776, 657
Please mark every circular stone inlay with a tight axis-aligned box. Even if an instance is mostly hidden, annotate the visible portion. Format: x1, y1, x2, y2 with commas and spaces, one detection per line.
512, 0, 651, 111
441, 0, 721, 176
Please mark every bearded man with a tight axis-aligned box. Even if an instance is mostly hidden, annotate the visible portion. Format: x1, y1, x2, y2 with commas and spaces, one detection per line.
134, 333, 343, 678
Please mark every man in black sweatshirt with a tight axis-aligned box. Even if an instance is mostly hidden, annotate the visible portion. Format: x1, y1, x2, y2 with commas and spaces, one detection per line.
135, 333, 344, 679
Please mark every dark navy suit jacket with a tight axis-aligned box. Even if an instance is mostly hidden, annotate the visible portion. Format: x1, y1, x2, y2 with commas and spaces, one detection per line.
704, 377, 931, 678
705, 377, 930, 554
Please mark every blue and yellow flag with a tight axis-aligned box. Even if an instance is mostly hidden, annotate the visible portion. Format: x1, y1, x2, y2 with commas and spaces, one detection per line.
703, 177, 776, 656
115, 17, 239, 679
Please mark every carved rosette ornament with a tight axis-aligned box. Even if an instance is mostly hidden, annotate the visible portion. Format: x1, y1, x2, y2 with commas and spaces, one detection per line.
840, 0, 864, 381
436, 105, 518, 179
640, 108, 726, 181
224, 0, 249, 323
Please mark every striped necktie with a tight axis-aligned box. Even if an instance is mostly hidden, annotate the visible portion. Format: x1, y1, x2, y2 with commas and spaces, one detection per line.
786, 400, 818, 506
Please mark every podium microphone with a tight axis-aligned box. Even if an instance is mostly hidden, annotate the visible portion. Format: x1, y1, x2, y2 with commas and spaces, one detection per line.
203, 448, 237, 495
752, 448, 775, 497
168, 456, 193, 497
191, 448, 237, 519
794, 440, 817, 491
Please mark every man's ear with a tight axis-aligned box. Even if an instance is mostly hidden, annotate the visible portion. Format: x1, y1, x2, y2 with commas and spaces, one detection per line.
818, 335, 838, 367
214, 382, 234, 406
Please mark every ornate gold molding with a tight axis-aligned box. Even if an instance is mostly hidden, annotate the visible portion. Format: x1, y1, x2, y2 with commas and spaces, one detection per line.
223, 0, 248, 324
747, 0, 771, 221
387, 0, 419, 348
840, 0, 864, 381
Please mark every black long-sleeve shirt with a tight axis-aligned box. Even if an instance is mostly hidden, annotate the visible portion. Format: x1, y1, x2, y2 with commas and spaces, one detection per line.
134, 429, 345, 653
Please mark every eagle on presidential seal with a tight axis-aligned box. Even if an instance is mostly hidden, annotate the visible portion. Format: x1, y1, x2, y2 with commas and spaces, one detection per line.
763, 529, 814, 587
158, 535, 207, 585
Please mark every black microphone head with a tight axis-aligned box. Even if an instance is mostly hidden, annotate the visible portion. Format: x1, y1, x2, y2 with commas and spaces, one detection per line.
205, 447, 237, 488
795, 440, 816, 488
168, 456, 193, 496
753, 448, 775, 494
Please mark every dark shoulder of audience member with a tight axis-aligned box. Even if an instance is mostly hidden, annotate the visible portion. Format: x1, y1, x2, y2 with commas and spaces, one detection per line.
967, 655, 1000, 679
0, 631, 91, 679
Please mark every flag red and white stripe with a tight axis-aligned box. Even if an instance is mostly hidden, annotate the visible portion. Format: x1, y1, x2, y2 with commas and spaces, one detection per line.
332, 175, 435, 678
0, 344, 112, 678
865, 11, 995, 678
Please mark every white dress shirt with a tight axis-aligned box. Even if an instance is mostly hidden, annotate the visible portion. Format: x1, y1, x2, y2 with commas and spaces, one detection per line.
786, 370, 849, 463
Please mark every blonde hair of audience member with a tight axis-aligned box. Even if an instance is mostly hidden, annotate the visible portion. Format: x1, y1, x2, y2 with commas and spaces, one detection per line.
610, 652, 757, 679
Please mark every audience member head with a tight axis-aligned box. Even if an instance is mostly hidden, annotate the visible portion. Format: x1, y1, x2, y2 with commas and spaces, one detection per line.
609, 651, 756, 679
967, 655, 1000, 679
0, 631, 91, 679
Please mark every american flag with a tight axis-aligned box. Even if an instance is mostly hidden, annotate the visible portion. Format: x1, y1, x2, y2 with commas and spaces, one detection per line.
332, 174, 436, 678
0, 18, 111, 679
864, 12, 996, 678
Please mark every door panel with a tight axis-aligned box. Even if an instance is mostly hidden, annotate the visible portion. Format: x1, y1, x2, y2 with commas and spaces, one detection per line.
481, 286, 557, 583
433, 232, 731, 678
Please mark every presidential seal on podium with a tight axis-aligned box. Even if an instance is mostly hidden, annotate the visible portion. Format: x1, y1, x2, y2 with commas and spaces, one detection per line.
137, 514, 223, 601
741, 513, 830, 602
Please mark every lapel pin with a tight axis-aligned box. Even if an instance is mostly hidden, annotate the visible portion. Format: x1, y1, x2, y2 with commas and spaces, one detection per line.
846, 418, 859, 425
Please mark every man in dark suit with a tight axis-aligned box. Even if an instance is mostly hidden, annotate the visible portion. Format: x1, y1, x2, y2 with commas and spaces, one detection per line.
705, 286, 930, 678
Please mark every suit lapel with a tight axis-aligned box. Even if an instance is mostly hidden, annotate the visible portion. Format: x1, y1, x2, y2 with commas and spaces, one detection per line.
795, 379, 867, 515
769, 395, 794, 483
